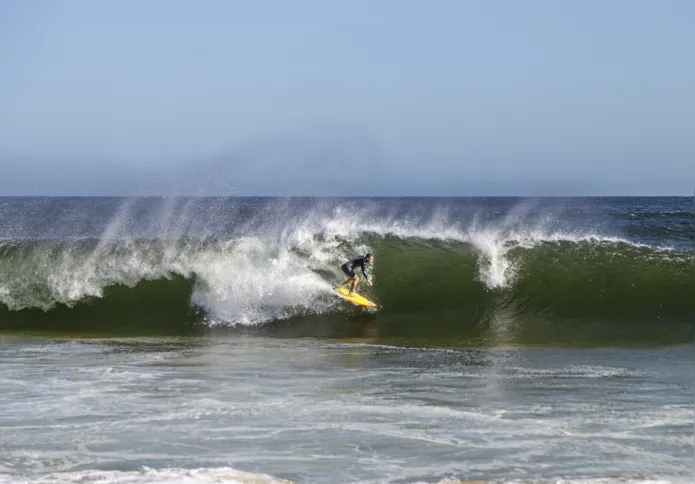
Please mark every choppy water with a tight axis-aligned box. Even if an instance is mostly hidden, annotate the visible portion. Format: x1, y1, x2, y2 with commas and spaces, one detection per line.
1, 336, 693, 483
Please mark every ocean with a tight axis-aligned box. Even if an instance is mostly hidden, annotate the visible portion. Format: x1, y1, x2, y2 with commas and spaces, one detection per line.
0, 196, 692, 483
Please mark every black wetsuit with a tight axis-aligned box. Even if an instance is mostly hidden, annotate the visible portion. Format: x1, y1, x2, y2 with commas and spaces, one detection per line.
341, 256, 369, 281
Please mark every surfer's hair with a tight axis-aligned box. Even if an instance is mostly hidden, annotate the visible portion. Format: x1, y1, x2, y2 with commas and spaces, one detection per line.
366, 252, 374, 259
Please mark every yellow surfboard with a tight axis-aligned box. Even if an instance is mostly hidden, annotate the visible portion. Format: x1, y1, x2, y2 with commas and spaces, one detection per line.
334, 287, 378, 308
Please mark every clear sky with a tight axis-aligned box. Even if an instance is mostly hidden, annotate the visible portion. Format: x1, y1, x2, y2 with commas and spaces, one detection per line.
1, 0, 693, 196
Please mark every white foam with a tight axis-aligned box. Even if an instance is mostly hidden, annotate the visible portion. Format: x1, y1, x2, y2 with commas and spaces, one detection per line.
3, 468, 681, 484
185, 237, 334, 326
0, 467, 292, 484
495, 479, 689, 484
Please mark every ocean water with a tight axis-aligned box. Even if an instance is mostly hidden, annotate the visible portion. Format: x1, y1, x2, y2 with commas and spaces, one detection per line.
0, 196, 693, 483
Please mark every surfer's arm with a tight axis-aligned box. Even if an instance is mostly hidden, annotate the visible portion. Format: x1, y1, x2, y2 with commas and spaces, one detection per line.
361, 263, 371, 284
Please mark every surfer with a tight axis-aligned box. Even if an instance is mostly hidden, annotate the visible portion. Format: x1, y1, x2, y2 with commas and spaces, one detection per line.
338, 253, 374, 296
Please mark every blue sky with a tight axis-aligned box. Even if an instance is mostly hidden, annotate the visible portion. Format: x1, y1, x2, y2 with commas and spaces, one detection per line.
1, 0, 693, 195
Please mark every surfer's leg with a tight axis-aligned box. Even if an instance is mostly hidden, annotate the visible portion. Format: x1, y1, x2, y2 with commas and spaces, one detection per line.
348, 275, 359, 296
338, 264, 356, 290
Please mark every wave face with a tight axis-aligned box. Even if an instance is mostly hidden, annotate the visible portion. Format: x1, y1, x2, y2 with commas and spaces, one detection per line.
0, 197, 692, 344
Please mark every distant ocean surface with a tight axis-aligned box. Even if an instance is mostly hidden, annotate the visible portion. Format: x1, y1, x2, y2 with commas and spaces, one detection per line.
1, 196, 693, 483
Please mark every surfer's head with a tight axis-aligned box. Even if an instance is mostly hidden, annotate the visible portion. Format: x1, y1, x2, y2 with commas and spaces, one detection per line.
366, 252, 374, 263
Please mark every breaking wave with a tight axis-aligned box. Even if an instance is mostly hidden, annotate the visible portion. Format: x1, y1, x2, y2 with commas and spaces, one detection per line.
0, 197, 691, 344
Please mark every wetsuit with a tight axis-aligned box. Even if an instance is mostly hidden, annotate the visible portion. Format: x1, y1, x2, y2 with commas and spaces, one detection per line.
341, 256, 370, 281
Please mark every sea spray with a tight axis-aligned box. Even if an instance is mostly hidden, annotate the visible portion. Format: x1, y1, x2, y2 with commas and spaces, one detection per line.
188, 238, 334, 326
